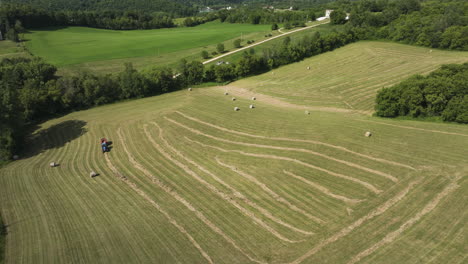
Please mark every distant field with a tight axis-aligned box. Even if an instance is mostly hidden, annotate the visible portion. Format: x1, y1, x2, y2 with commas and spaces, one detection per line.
24, 21, 271, 72
1, 41, 467, 263
232, 41, 468, 112
0, 41, 30, 59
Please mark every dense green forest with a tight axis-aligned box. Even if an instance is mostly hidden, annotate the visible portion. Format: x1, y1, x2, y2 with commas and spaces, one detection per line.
375, 63, 468, 123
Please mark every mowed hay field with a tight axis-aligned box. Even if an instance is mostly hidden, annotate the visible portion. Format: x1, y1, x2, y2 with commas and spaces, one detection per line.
24, 21, 270, 72
233, 41, 468, 112
1, 42, 468, 263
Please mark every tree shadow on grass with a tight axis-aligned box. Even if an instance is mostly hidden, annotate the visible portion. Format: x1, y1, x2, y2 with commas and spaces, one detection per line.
20, 120, 87, 159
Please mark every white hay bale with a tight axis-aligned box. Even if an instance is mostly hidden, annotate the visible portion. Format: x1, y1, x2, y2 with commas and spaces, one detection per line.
365, 131, 372, 137
90, 171, 97, 178
12, 155, 19, 160
251, 97, 256, 100
307, 66, 310, 70
234, 107, 240, 111
224, 92, 229, 95
249, 104, 255, 109
49, 162, 57, 167
188, 87, 192, 91
232, 97, 236, 101
305, 110, 310, 115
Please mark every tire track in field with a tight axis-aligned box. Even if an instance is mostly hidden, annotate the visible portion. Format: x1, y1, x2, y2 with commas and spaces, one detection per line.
358, 119, 468, 137
146, 123, 314, 236
187, 137, 381, 194
103, 153, 214, 264
215, 157, 325, 224
116, 129, 268, 262
175, 111, 415, 170
289, 179, 421, 264
166, 117, 397, 182
283, 171, 363, 205
144, 123, 308, 243
346, 175, 462, 264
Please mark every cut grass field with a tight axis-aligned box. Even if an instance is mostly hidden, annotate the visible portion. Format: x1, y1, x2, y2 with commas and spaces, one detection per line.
1, 41, 467, 263
231, 41, 468, 112
24, 21, 271, 73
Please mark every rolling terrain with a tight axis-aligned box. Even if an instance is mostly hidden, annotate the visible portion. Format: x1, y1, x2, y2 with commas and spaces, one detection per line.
0, 41, 467, 263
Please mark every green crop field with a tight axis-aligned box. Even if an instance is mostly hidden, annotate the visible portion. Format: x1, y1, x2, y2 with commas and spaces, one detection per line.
24, 21, 271, 73
1, 41, 467, 263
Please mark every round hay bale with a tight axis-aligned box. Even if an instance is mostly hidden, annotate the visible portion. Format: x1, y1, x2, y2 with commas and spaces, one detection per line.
12, 155, 19, 160
249, 104, 255, 109
232, 97, 236, 101
188, 87, 192, 91
251, 97, 256, 100
307, 66, 310, 70
305, 110, 310, 115
90, 171, 97, 178
234, 107, 240, 111
49, 162, 57, 167
224, 92, 229, 95
365, 131, 372, 137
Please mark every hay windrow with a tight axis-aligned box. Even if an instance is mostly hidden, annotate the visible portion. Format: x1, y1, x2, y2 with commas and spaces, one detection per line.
146, 123, 314, 236
187, 137, 382, 194
145, 123, 308, 243
166, 117, 398, 182
104, 154, 214, 264
175, 111, 416, 170
346, 175, 462, 264
358, 120, 468, 137
283, 170, 363, 205
289, 179, 421, 264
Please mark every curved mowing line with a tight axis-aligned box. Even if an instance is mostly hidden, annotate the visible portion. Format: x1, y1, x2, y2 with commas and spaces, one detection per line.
175, 111, 415, 170
215, 157, 325, 224
166, 117, 397, 182
357, 120, 468, 137
346, 175, 462, 264
145, 123, 314, 236
290, 179, 421, 264
103, 154, 214, 264
187, 137, 382, 194
283, 171, 363, 205
116, 129, 267, 263
145, 123, 308, 243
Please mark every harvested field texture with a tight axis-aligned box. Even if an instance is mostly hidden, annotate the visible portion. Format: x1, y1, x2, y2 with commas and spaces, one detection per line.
0, 41, 467, 263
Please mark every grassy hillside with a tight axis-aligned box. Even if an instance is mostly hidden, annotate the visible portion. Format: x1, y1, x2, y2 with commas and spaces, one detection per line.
24, 21, 271, 72
232, 41, 468, 112
0, 41, 467, 263
0, 41, 30, 59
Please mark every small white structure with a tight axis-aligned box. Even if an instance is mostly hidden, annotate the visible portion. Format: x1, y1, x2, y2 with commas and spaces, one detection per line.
365, 131, 372, 137
12, 155, 19, 160
232, 97, 236, 101
325, 9, 333, 18
49, 162, 57, 167
249, 104, 255, 109
90, 171, 98, 178
234, 107, 240, 111
188, 87, 192, 91
251, 97, 256, 100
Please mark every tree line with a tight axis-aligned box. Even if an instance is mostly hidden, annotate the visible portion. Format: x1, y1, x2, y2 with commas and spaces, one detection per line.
375, 63, 468, 123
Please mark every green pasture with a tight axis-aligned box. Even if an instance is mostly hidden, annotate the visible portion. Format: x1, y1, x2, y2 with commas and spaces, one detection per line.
24, 21, 271, 73
0, 41, 30, 59
1, 41, 467, 263
233, 41, 468, 112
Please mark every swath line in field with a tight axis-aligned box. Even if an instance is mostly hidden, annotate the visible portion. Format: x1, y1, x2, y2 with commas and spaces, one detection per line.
216, 157, 324, 224
283, 171, 363, 205
346, 175, 462, 264
145, 123, 308, 243
166, 117, 397, 182
289, 179, 421, 264
175, 111, 415, 170
116, 128, 273, 260
146, 123, 314, 236
103, 154, 214, 264
358, 120, 468, 137
187, 137, 382, 194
